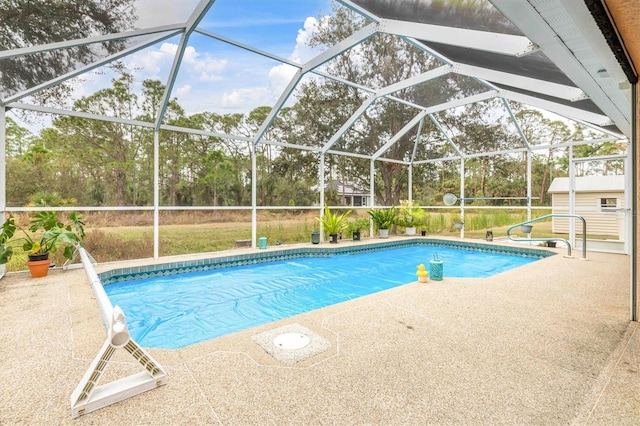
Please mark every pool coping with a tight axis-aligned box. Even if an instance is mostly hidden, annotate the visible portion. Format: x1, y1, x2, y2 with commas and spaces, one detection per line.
99, 238, 556, 285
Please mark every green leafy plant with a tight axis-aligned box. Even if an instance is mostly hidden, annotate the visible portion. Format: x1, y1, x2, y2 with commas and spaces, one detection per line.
396, 200, 424, 227
368, 207, 396, 230
316, 205, 351, 236
0, 211, 86, 264
347, 218, 369, 234
347, 218, 370, 238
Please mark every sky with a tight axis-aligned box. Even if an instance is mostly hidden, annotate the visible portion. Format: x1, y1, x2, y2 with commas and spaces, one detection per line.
72, 0, 335, 120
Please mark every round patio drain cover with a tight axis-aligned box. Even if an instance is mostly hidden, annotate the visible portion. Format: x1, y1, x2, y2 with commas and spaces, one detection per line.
273, 332, 310, 350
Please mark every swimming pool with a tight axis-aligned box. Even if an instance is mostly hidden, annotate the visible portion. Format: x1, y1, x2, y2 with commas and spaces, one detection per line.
103, 240, 553, 349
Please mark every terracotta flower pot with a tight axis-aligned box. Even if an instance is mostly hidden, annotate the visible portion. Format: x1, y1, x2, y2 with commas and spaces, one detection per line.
26, 258, 51, 278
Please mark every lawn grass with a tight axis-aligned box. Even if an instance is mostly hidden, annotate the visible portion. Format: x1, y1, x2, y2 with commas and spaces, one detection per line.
2, 210, 618, 272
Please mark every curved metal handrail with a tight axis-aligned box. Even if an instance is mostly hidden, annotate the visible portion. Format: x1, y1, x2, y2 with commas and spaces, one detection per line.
507, 214, 587, 260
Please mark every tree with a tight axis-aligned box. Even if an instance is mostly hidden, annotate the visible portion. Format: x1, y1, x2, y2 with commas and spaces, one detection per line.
516, 109, 570, 202
5, 117, 34, 156
53, 73, 146, 206
0, 0, 136, 99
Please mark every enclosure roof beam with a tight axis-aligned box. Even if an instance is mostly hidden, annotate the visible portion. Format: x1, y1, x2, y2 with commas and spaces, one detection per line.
154, 0, 216, 130
195, 28, 302, 69
412, 156, 462, 165
372, 110, 428, 160
313, 70, 375, 94
321, 95, 377, 154
375, 157, 410, 165
531, 136, 620, 151
9, 102, 256, 143
463, 147, 528, 160
375, 65, 452, 98
428, 114, 464, 158
501, 98, 531, 150
377, 19, 539, 57
2, 30, 181, 105
0, 24, 186, 60
454, 63, 587, 101
251, 70, 304, 147
555, 115, 626, 139
499, 89, 613, 126
401, 36, 455, 66
410, 118, 425, 163
262, 140, 321, 152
302, 23, 378, 73
423, 90, 497, 115
326, 149, 372, 160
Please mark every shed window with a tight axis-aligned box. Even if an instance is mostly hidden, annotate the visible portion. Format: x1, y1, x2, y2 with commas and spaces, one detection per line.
600, 198, 617, 211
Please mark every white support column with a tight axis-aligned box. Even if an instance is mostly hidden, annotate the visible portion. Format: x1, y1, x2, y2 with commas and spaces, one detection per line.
527, 151, 532, 221
625, 151, 631, 255
569, 145, 576, 247
153, 130, 159, 259
408, 164, 413, 203
319, 154, 325, 241
0, 106, 5, 211
0, 106, 6, 279
370, 160, 375, 236
460, 158, 465, 239
251, 146, 257, 248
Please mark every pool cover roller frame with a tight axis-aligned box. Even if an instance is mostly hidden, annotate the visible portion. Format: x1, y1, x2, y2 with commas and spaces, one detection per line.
70, 246, 167, 418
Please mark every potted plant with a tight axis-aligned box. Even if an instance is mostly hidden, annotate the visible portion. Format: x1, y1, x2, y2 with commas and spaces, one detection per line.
316, 205, 351, 243
451, 215, 464, 230
368, 207, 396, 238
419, 217, 429, 236
347, 218, 369, 241
397, 200, 424, 235
0, 211, 86, 277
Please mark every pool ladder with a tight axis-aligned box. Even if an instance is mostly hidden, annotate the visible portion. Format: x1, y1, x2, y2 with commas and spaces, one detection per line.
507, 214, 587, 260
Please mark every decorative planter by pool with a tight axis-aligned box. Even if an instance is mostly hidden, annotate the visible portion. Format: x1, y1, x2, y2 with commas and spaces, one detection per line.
454, 221, 464, 230
352, 231, 361, 241
521, 225, 533, 233
429, 259, 443, 281
379, 229, 389, 239
405, 226, 416, 236
329, 234, 338, 244
26, 258, 51, 278
311, 232, 320, 244
258, 237, 267, 249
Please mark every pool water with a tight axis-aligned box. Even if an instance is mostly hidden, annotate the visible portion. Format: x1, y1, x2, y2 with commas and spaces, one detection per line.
105, 245, 541, 349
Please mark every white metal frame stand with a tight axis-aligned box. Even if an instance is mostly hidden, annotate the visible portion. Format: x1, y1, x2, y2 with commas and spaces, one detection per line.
70, 247, 167, 418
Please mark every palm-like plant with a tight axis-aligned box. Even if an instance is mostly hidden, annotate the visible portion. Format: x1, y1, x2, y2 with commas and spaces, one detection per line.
368, 207, 396, 230
316, 205, 351, 238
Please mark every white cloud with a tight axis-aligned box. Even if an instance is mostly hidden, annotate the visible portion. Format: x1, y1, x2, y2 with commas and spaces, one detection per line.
221, 87, 271, 108
289, 16, 326, 64
175, 84, 191, 98
265, 15, 327, 105
268, 64, 299, 96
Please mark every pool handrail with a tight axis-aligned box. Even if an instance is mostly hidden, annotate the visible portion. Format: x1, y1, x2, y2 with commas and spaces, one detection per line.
507, 214, 587, 260
70, 246, 167, 418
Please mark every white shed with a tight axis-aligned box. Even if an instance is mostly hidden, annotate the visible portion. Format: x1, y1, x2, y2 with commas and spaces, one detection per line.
547, 175, 625, 237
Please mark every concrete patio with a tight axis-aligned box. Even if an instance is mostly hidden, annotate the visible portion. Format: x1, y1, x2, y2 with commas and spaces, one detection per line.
1, 241, 638, 425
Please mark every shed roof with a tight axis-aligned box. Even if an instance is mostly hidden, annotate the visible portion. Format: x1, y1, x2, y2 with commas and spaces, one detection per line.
548, 175, 625, 193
